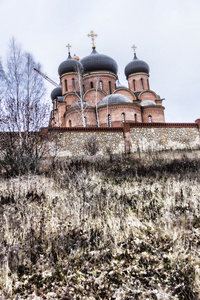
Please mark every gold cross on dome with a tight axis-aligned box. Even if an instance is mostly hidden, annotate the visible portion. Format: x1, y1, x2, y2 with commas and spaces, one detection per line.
131, 44, 137, 54
88, 30, 98, 47
66, 43, 72, 53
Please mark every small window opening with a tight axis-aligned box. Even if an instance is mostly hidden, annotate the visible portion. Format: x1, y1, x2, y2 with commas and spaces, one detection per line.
65, 79, 68, 92
134, 113, 137, 123
90, 82, 93, 88
69, 120, 72, 127
108, 114, 111, 127
122, 113, 125, 123
84, 116, 87, 127
141, 78, 144, 90
72, 78, 75, 90
148, 115, 152, 123
109, 81, 112, 94
133, 79, 136, 91
100, 81, 103, 90
147, 79, 150, 90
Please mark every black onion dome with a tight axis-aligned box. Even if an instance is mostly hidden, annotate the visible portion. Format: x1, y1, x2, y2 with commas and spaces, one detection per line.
81, 48, 118, 74
125, 53, 150, 78
51, 83, 62, 100
97, 94, 132, 107
58, 53, 83, 77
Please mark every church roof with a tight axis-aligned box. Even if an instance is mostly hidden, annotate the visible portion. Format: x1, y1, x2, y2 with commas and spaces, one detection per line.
58, 53, 83, 77
134, 92, 141, 100
140, 100, 156, 106
125, 53, 150, 78
73, 101, 91, 108
116, 79, 127, 89
97, 94, 132, 107
51, 83, 62, 100
81, 47, 118, 75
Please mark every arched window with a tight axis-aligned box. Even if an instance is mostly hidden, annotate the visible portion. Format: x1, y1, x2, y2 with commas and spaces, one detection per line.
133, 79, 136, 91
108, 114, 111, 127
109, 81, 112, 94
90, 82, 93, 88
147, 79, 150, 90
134, 113, 137, 123
69, 120, 72, 127
122, 113, 125, 122
99, 80, 103, 90
84, 116, 87, 127
141, 78, 144, 90
72, 78, 75, 90
65, 79, 68, 92
148, 115, 152, 123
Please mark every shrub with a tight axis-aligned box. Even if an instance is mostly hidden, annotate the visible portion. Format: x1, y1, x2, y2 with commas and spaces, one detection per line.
84, 135, 99, 156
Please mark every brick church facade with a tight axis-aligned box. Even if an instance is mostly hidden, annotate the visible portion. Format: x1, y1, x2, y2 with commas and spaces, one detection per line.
49, 32, 165, 128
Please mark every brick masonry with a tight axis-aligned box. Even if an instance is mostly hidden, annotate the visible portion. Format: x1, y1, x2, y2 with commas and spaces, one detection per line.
48, 129, 125, 157
130, 127, 200, 152
46, 122, 200, 157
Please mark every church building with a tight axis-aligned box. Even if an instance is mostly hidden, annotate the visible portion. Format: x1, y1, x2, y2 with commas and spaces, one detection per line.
50, 31, 165, 128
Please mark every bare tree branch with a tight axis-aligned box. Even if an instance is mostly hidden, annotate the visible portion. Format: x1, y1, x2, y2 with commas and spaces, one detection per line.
0, 38, 52, 176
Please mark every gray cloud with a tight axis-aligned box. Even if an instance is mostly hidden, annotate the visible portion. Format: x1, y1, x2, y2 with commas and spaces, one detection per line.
0, 0, 199, 122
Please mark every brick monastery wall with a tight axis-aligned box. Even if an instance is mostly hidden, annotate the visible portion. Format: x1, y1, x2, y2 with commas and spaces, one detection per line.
48, 128, 125, 157
130, 124, 200, 152
47, 123, 200, 157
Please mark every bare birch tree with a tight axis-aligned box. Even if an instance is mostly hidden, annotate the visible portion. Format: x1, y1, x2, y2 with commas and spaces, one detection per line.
74, 65, 86, 127
0, 38, 50, 176
95, 79, 100, 127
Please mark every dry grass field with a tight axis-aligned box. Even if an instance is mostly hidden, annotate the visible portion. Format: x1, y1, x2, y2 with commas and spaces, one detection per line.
0, 150, 200, 299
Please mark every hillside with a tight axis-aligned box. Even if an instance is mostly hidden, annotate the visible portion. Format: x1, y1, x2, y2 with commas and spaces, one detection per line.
0, 151, 200, 299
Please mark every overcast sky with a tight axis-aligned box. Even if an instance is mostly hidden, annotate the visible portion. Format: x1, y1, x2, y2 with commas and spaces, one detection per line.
1, 0, 200, 122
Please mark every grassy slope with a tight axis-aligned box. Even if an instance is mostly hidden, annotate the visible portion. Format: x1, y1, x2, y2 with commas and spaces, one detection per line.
0, 151, 200, 299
